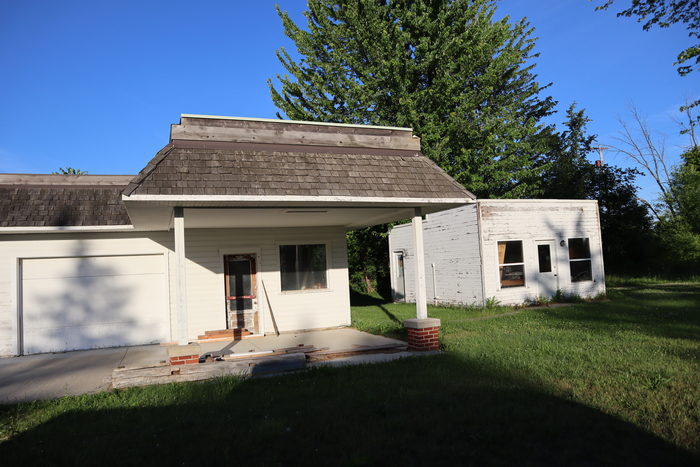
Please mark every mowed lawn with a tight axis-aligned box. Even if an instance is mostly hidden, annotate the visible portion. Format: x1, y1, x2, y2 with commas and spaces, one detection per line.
1, 280, 699, 465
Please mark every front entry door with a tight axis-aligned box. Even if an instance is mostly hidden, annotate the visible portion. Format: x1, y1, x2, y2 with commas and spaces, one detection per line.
535, 241, 559, 298
223, 254, 258, 333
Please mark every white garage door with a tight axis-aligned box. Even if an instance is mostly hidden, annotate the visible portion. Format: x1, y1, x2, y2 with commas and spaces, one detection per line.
21, 254, 169, 355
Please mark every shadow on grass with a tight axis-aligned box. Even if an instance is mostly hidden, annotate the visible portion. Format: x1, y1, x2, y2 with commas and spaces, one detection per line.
349, 289, 391, 306
1, 353, 697, 466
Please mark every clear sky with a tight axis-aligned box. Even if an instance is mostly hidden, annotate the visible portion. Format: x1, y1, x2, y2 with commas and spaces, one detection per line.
1, 0, 697, 202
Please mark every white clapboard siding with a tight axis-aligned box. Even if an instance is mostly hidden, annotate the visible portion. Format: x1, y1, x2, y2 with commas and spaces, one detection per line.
388, 205, 484, 307
0, 226, 351, 356
0, 232, 173, 356
388, 200, 606, 308
181, 226, 350, 339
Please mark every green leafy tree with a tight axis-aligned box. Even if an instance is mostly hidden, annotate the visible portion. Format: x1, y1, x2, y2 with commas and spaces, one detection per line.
541, 103, 596, 199
269, 0, 556, 198
269, 0, 557, 295
596, 0, 700, 76
542, 103, 655, 273
587, 165, 656, 274
656, 145, 700, 273
52, 167, 88, 175
346, 226, 391, 296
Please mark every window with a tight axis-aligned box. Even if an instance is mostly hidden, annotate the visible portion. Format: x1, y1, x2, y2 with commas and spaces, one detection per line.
280, 244, 328, 291
537, 244, 552, 273
498, 241, 525, 288
568, 238, 592, 282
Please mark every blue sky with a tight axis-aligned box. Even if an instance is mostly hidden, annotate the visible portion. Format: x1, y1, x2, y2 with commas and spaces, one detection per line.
0, 0, 697, 201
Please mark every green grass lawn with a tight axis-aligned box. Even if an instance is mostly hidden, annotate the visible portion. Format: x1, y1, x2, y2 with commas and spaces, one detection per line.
1, 280, 699, 465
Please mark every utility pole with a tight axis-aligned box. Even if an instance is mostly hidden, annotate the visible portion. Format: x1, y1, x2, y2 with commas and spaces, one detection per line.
596, 145, 609, 167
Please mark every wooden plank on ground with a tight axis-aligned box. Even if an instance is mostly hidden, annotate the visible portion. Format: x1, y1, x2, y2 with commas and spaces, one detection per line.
112, 353, 306, 389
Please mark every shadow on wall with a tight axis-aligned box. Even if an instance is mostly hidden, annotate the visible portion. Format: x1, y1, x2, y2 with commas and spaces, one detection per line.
148, 229, 350, 334
535, 206, 602, 296
20, 242, 160, 354
0, 352, 696, 465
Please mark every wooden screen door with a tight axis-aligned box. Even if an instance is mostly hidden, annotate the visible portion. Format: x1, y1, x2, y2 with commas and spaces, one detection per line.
223, 254, 258, 333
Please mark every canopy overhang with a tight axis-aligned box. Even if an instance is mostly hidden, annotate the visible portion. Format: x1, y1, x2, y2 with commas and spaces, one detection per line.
122, 194, 474, 231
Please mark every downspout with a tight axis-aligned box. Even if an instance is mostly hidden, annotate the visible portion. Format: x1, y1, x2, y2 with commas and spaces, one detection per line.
431, 263, 438, 305
476, 201, 487, 306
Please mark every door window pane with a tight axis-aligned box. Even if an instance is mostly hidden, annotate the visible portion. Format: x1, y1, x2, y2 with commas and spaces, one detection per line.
537, 244, 552, 273
280, 244, 327, 291
227, 260, 251, 297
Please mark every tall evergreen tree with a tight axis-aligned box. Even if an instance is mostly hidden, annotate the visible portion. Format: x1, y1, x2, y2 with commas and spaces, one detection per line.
269, 0, 556, 198
541, 103, 596, 199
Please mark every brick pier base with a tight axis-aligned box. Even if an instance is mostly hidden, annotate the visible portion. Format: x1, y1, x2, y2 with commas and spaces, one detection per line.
167, 343, 202, 365
169, 354, 200, 365
404, 318, 441, 351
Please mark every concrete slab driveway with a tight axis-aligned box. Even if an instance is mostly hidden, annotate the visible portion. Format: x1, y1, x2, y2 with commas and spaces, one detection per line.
0, 345, 167, 404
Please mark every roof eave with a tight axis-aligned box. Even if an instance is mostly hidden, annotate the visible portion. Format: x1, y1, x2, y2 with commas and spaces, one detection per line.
121, 193, 475, 207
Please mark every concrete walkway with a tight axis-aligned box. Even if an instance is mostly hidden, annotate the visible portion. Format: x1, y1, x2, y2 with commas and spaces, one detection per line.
0, 329, 408, 403
0, 345, 167, 403
194, 328, 406, 359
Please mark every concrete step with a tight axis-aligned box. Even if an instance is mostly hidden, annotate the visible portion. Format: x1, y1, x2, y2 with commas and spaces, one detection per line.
198, 329, 253, 340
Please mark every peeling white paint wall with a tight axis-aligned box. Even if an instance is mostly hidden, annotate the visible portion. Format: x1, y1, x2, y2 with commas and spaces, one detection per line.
389, 200, 606, 307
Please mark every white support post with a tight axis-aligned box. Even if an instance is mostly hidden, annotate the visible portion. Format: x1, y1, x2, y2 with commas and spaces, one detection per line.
412, 207, 428, 319
174, 207, 189, 345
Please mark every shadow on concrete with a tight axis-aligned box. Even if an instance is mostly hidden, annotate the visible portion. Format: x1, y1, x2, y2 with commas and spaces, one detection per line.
0, 352, 696, 465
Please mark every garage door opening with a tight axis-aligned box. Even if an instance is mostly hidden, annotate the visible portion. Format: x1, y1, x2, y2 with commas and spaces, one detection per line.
19, 254, 169, 355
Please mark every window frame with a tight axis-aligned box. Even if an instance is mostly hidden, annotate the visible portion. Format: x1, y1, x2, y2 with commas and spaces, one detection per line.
497, 240, 526, 289
277, 241, 331, 294
568, 237, 593, 283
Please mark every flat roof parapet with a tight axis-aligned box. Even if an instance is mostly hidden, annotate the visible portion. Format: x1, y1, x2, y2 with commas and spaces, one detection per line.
171, 114, 421, 151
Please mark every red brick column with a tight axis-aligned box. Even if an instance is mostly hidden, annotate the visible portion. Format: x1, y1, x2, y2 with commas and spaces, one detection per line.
404, 318, 441, 351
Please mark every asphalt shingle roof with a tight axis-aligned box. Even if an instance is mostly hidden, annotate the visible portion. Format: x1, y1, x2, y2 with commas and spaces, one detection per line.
0, 184, 131, 227
123, 142, 473, 199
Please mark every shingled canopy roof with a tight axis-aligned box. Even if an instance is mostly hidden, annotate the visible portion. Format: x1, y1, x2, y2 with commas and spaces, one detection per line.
0, 175, 132, 228
123, 140, 471, 199
0, 115, 475, 230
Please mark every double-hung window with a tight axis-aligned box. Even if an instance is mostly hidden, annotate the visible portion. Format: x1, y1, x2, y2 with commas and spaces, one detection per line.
498, 240, 525, 288
568, 238, 592, 282
279, 244, 328, 291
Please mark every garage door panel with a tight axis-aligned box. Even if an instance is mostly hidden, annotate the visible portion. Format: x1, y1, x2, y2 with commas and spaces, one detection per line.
21, 255, 169, 354
22, 255, 163, 280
